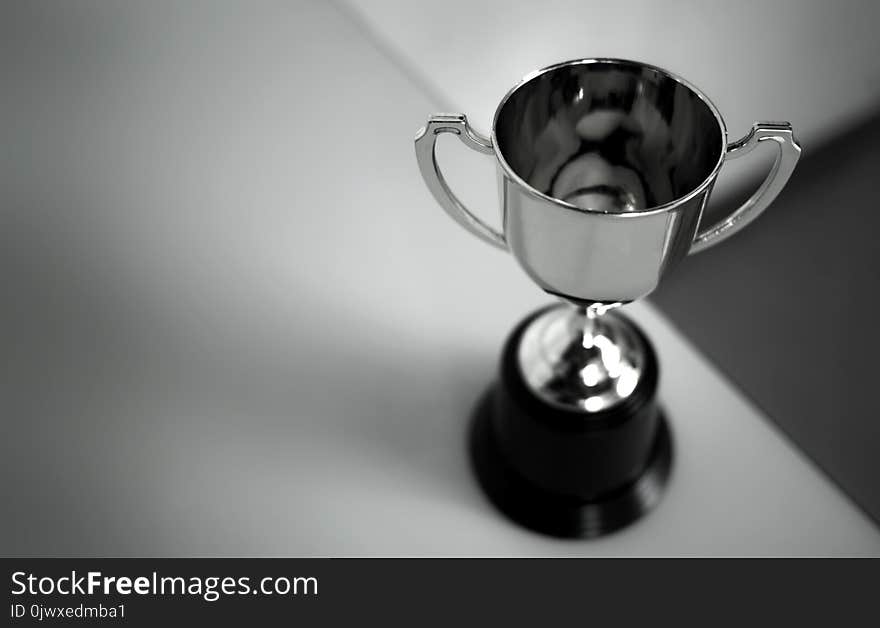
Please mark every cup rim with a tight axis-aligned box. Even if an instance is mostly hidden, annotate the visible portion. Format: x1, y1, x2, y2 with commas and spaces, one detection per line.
490, 58, 728, 217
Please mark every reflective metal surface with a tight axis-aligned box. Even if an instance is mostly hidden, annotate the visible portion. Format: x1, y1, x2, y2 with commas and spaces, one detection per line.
414, 58, 801, 305
518, 303, 648, 413
414, 114, 506, 250
690, 121, 801, 253
414, 58, 801, 414
494, 60, 724, 213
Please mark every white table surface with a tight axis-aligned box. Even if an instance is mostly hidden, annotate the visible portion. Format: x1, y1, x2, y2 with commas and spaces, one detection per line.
2, 0, 878, 556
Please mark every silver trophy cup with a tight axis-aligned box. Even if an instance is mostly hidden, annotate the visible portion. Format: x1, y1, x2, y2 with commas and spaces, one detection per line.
416, 58, 800, 305
414, 58, 800, 537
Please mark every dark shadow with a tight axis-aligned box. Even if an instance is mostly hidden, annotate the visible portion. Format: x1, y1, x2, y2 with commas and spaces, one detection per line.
651, 109, 880, 524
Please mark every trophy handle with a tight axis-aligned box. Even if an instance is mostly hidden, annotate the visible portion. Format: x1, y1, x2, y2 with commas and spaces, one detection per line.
414, 114, 508, 250
689, 122, 801, 255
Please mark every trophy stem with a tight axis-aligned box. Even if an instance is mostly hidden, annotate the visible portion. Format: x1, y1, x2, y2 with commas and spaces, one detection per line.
573, 301, 616, 340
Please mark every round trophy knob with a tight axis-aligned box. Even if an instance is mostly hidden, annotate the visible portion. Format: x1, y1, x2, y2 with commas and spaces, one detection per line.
470, 304, 672, 538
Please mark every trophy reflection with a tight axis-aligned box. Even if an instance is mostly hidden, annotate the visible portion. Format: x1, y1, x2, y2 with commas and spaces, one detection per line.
415, 59, 800, 538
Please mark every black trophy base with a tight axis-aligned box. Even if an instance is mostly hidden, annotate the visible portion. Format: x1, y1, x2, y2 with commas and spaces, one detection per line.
469, 308, 673, 539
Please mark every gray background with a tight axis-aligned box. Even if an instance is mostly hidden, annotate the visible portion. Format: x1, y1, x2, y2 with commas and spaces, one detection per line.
653, 113, 880, 524
2, 0, 879, 554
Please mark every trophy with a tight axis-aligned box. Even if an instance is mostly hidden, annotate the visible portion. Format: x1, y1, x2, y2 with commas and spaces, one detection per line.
414, 59, 800, 538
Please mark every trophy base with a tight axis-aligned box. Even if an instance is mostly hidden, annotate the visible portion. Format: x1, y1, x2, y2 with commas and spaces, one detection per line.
469, 306, 673, 539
